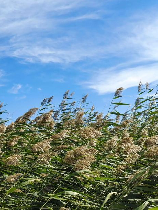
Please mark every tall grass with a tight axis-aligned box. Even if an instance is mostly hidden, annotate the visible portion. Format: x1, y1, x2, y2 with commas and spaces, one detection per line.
0, 83, 157, 210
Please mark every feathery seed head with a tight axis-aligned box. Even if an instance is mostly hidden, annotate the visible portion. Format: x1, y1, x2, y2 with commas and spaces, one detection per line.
63, 90, 69, 99
138, 81, 142, 92
104, 136, 119, 151
0, 102, 3, 109
15, 108, 38, 124
145, 145, 158, 159
145, 135, 158, 147
6, 173, 23, 183
64, 146, 97, 171
32, 140, 51, 153
5, 154, 22, 166
34, 110, 55, 129
91, 105, 95, 112
75, 111, 84, 125
0, 124, 6, 133
37, 153, 52, 164
7, 137, 20, 147
82, 94, 88, 103
145, 82, 149, 90
79, 126, 102, 140
6, 122, 15, 132
115, 87, 124, 97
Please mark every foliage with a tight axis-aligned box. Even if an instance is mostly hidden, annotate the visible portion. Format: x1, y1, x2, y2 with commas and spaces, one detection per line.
0, 83, 158, 210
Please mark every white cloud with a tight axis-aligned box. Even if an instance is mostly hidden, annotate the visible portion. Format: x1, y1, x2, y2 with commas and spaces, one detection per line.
0, 1, 158, 66
83, 11, 158, 94
3, 0, 158, 66
8, 84, 22, 94
0, 1, 158, 93
0, 0, 108, 63
116, 14, 158, 62
87, 63, 158, 94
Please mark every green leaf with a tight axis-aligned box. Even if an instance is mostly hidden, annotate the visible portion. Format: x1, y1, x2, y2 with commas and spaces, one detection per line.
101, 192, 117, 209
149, 111, 158, 115
113, 96, 122, 99
47, 194, 66, 201
99, 164, 114, 169
135, 201, 149, 210
110, 111, 124, 116
149, 199, 158, 202
65, 191, 79, 196
95, 177, 115, 181
148, 207, 158, 210
6, 187, 17, 195
148, 88, 154, 93
21, 178, 41, 186
112, 102, 130, 106
139, 91, 146, 95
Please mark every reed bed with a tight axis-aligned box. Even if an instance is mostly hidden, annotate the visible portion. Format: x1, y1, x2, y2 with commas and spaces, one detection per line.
0, 83, 157, 210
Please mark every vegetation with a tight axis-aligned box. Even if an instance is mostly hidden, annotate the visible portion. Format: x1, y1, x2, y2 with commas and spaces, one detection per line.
0, 82, 158, 210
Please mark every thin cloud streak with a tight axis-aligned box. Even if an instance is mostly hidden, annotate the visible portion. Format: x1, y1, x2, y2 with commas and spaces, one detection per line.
15, 95, 27, 100
87, 63, 158, 94
8, 84, 22, 94
0, 69, 5, 78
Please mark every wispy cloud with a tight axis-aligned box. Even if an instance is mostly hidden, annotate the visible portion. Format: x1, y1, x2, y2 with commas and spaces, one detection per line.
15, 95, 27, 100
84, 11, 158, 94
0, 69, 5, 78
0, 84, 5, 87
8, 84, 22, 94
1, 2, 158, 65
115, 13, 158, 62
87, 63, 158, 94
0, 0, 108, 63
1, 1, 158, 94
0, 69, 6, 87
52, 77, 65, 83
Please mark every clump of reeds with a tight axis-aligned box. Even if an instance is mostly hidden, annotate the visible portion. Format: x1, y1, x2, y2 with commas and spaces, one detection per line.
0, 83, 157, 210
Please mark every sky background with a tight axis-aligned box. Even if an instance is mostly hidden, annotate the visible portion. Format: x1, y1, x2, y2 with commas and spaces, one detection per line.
0, 0, 158, 121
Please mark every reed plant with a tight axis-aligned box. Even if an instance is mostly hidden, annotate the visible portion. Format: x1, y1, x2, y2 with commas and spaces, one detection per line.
0, 83, 157, 210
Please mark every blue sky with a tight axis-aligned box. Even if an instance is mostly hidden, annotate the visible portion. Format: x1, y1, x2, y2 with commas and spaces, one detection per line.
0, 0, 158, 121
